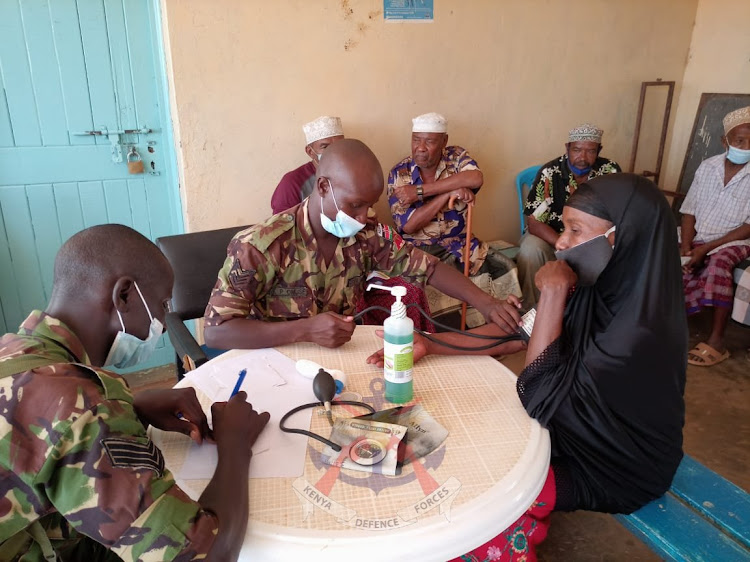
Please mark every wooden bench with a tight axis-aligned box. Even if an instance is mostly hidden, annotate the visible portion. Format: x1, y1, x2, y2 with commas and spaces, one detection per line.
614, 455, 750, 560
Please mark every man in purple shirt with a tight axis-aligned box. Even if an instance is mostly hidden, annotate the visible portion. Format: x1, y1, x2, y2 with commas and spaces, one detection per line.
271, 116, 344, 214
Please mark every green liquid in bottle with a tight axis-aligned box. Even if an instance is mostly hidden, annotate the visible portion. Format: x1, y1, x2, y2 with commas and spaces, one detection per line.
384, 332, 413, 404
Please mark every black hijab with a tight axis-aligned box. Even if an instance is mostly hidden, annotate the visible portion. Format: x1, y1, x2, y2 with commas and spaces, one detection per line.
517, 173, 687, 513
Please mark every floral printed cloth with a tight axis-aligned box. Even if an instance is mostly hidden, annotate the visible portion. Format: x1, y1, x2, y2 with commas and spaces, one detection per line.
450, 467, 556, 562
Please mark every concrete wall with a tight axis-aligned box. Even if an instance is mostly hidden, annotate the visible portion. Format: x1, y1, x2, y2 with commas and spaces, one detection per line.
161, 0, 699, 241
662, 0, 750, 190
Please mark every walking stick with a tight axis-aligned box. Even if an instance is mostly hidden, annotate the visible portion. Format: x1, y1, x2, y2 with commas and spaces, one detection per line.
461, 202, 474, 330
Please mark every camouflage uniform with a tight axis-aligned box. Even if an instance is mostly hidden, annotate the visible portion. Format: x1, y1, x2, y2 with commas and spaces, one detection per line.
0, 311, 218, 561
204, 198, 439, 326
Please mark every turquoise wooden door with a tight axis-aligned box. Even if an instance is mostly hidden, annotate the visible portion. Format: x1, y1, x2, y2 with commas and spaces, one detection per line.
0, 0, 182, 370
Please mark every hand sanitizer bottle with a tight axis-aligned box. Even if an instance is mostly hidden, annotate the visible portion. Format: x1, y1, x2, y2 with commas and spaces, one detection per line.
366, 284, 414, 403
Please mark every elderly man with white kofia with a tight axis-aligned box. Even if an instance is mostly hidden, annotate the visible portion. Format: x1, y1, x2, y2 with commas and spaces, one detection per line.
681, 105, 750, 367
271, 116, 345, 214
387, 112, 516, 285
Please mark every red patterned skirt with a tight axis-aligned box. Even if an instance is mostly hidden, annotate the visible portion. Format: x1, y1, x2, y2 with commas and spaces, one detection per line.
449, 467, 556, 562
684, 243, 750, 314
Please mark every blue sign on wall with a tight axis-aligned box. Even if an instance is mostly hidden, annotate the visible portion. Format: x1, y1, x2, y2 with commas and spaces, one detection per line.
384, 0, 434, 21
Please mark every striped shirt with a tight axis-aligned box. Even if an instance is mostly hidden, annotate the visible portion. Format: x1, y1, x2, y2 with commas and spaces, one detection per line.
680, 153, 750, 244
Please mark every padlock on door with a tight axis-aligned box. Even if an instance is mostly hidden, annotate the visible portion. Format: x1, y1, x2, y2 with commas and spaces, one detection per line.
127, 147, 145, 174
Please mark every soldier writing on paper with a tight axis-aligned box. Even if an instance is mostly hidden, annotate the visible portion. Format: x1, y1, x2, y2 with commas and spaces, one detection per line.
0, 225, 269, 561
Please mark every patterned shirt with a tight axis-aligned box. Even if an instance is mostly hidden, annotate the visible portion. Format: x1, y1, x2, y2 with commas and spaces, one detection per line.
0, 312, 218, 561
388, 146, 487, 274
524, 155, 621, 233
204, 198, 438, 325
680, 153, 750, 244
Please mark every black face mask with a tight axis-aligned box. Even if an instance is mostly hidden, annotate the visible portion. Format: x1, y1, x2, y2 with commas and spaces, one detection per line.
555, 226, 616, 286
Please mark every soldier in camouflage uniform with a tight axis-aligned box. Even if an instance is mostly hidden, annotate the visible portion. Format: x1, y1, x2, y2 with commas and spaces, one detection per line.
0, 225, 269, 561
204, 139, 523, 350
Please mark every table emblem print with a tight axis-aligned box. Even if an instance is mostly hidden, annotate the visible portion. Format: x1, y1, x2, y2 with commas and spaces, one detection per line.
291, 377, 462, 529
152, 326, 550, 560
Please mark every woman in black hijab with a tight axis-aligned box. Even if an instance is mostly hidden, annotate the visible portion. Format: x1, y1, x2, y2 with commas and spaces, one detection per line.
369, 173, 687, 514
518, 173, 687, 513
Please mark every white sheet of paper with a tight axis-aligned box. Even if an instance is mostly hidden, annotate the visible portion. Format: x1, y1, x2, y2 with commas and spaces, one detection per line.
183, 350, 287, 402
177, 348, 316, 480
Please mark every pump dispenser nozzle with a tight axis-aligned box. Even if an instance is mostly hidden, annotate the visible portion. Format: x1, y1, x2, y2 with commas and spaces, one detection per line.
366, 284, 407, 319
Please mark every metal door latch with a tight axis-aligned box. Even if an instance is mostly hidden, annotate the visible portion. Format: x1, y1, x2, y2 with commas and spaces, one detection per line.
72, 126, 154, 163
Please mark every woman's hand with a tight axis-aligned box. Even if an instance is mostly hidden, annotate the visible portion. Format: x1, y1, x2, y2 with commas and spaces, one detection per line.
133, 387, 212, 444
366, 329, 429, 367
535, 260, 577, 293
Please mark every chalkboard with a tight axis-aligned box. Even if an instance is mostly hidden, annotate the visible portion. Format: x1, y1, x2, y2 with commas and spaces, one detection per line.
676, 92, 750, 197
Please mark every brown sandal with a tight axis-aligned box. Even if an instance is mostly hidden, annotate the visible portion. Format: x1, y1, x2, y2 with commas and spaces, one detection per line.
687, 342, 730, 367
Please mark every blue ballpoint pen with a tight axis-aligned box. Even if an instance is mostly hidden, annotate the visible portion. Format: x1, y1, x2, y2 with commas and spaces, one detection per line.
230, 368, 247, 397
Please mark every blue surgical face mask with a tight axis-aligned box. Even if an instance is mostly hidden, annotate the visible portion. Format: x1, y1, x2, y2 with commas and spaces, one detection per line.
104, 282, 164, 369
568, 162, 592, 176
555, 225, 616, 286
319, 180, 366, 238
727, 145, 750, 165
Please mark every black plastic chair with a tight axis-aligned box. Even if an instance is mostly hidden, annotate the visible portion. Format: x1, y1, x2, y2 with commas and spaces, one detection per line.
156, 225, 249, 378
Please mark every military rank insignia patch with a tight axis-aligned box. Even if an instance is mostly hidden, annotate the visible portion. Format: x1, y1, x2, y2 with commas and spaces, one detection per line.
229, 259, 255, 290
102, 437, 165, 475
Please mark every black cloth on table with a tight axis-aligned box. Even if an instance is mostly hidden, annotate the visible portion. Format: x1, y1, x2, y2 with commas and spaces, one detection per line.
516, 173, 687, 514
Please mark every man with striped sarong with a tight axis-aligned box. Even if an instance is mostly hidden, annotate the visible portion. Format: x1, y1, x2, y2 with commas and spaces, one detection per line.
681, 106, 750, 366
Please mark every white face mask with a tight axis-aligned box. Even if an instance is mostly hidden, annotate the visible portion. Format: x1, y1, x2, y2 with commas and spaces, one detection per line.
319, 179, 366, 238
104, 282, 163, 369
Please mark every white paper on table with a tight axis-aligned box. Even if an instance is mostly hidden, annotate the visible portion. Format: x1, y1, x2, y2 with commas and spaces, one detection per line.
183, 349, 287, 402
177, 348, 316, 480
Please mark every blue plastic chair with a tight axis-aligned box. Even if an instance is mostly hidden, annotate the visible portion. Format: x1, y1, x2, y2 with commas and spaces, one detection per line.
515, 165, 542, 236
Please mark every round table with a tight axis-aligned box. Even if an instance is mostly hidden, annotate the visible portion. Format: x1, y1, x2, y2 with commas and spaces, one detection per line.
151, 325, 550, 561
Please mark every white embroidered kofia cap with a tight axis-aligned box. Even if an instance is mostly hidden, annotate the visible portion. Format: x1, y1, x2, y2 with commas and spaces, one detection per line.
303, 116, 344, 145
723, 106, 750, 136
412, 112, 448, 133
568, 123, 603, 143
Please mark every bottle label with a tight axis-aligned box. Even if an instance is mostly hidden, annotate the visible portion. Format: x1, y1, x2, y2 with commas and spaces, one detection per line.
383, 341, 413, 383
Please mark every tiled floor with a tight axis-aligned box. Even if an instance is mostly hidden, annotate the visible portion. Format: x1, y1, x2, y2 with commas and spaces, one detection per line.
124, 312, 750, 560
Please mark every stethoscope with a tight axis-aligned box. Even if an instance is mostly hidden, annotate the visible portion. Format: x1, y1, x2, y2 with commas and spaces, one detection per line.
279, 368, 375, 452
